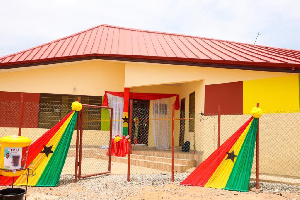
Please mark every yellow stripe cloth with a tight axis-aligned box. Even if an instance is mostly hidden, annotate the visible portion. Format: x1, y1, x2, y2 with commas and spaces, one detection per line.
14, 113, 75, 186
204, 119, 253, 188
123, 112, 128, 128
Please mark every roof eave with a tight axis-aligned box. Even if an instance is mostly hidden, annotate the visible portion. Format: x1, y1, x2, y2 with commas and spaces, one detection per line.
0, 54, 299, 73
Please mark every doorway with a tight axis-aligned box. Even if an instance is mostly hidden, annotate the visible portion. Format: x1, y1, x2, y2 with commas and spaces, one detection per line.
131, 99, 150, 145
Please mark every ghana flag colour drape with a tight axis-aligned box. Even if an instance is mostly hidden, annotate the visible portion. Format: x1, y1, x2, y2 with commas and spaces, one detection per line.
181, 117, 258, 192
0, 110, 78, 187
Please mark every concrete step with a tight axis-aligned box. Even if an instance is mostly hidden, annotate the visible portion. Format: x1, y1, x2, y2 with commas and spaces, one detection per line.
68, 148, 199, 173
69, 148, 202, 162
130, 158, 187, 173
95, 153, 196, 173
132, 150, 202, 162
130, 154, 195, 168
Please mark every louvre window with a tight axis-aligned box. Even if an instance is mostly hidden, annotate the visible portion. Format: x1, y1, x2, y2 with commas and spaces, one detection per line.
189, 92, 195, 132
38, 94, 102, 130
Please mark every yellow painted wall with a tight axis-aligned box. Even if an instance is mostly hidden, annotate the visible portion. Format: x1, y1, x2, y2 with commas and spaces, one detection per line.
178, 80, 205, 149
243, 74, 299, 113
125, 62, 290, 88
0, 60, 125, 96
179, 80, 205, 114
177, 74, 300, 152
178, 74, 300, 154
125, 62, 292, 148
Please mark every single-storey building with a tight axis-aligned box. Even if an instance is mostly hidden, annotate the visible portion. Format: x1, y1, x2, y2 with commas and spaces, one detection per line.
0, 24, 299, 155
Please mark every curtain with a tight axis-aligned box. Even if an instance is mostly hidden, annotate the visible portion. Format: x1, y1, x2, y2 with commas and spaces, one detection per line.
152, 98, 171, 149
107, 93, 124, 137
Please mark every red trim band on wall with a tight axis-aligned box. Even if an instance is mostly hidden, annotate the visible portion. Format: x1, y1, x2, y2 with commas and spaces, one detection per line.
103, 91, 180, 110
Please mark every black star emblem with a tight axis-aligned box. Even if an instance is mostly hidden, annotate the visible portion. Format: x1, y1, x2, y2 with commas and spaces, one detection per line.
41, 145, 53, 157
226, 151, 237, 162
122, 116, 129, 124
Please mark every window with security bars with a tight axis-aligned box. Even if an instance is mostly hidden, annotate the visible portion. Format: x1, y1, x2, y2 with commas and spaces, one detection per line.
189, 92, 195, 132
38, 93, 102, 130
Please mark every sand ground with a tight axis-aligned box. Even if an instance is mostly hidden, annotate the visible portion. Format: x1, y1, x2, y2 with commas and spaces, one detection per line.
128, 184, 300, 200
3, 181, 299, 200
1, 157, 299, 199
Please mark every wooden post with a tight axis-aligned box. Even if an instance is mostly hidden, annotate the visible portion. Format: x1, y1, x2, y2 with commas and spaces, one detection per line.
18, 93, 24, 136
127, 99, 133, 182
171, 104, 175, 182
218, 105, 221, 148
256, 103, 260, 189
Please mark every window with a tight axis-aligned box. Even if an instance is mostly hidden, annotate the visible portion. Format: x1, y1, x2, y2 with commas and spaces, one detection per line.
189, 92, 195, 132
38, 93, 102, 130
38, 94, 63, 128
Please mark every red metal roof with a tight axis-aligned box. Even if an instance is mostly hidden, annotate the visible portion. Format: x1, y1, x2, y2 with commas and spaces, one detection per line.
1, 24, 300, 72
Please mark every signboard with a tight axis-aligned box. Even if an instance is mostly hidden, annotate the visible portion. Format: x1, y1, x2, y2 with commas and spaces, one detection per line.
3, 147, 28, 170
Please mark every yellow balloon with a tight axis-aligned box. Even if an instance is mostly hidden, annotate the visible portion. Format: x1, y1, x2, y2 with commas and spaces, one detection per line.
72, 101, 82, 111
114, 136, 121, 143
250, 107, 263, 118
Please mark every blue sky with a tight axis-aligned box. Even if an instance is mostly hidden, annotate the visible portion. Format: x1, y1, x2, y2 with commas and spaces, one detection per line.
0, 0, 299, 56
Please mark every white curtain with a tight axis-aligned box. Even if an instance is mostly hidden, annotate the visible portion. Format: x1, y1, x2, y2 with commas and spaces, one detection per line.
107, 93, 124, 137
152, 98, 171, 149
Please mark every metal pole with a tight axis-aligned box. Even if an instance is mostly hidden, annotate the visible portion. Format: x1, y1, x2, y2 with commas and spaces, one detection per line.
127, 99, 133, 182
18, 93, 24, 136
108, 108, 113, 172
171, 104, 175, 182
256, 103, 260, 189
78, 107, 84, 178
218, 105, 221, 148
25, 168, 29, 200
75, 97, 81, 182
193, 117, 196, 154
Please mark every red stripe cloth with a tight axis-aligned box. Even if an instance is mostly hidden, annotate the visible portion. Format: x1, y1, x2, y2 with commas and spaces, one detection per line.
103, 91, 180, 110
180, 117, 253, 186
123, 88, 130, 112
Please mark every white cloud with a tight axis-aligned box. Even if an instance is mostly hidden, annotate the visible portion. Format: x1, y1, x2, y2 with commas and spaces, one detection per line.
0, 0, 299, 56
